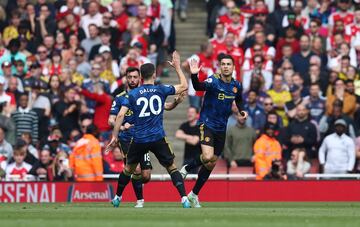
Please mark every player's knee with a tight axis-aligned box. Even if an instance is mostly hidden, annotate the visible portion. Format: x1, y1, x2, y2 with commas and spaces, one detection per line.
201, 154, 213, 164
204, 162, 216, 170
165, 163, 177, 173
141, 170, 151, 183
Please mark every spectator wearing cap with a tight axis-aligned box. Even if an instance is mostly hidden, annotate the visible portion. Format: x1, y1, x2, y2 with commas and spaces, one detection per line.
89, 28, 120, 61
80, 24, 101, 55
326, 79, 356, 118
98, 45, 119, 82
253, 122, 282, 180
11, 93, 39, 144
319, 99, 357, 140
247, 7, 275, 44
282, 6, 305, 37
80, 1, 103, 38
53, 86, 80, 140
0, 39, 27, 76
285, 84, 305, 120
285, 105, 318, 159
275, 27, 300, 63
1, 60, 24, 93
319, 119, 356, 174
29, 80, 51, 139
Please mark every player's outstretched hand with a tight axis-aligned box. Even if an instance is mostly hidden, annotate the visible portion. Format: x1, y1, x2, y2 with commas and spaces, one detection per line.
189, 58, 202, 74
168, 50, 181, 68
124, 122, 134, 130
239, 111, 248, 120
174, 91, 187, 104
105, 136, 118, 154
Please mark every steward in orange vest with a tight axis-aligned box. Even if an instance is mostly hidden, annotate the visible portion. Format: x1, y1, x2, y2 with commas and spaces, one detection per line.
253, 122, 282, 180
70, 125, 103, 181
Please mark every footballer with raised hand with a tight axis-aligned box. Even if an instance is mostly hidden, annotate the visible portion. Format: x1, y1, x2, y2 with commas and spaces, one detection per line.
180, 54, 248, 208
108, 66, 186, 208
107, 51, 191, 208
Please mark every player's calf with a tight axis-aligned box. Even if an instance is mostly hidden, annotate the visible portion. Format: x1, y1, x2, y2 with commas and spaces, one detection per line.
141, 169, 151, 183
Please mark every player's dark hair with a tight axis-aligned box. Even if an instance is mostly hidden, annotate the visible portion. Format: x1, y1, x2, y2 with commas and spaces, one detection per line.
140, 63, 155, 80
126, 67, 140, 75
219, 54, 234, 64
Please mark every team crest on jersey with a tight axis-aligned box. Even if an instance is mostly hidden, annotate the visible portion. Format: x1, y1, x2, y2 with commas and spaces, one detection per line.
205, 78, 213, 83
205, 137, 210, 142
232, 87, 238, 93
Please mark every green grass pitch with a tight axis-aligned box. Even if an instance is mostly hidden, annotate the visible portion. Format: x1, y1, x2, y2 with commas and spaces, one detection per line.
1, 202, 360, 227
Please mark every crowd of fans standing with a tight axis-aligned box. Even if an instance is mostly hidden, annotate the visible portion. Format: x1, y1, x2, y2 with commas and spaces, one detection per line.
0, 0, 360, 181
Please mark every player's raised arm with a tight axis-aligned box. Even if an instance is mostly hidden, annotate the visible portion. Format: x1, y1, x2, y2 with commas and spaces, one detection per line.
168, 51, 188, 94
106, 105, 129, 152
189, 59, 206, 91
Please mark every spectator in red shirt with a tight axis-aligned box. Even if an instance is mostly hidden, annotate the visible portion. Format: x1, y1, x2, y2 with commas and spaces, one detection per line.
112, 0, 129, 34
275, 26, 300, 62
78, 83, 112, 141
103, 146, 125, 174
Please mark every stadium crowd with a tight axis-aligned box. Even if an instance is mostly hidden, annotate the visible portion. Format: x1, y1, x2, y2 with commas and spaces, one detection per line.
0, 0, 359, 182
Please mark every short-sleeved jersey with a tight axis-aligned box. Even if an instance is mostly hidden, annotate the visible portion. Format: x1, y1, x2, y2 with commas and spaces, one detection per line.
199, 74, 242, 132
124, 84, 175, 143
110, 91, 134, 142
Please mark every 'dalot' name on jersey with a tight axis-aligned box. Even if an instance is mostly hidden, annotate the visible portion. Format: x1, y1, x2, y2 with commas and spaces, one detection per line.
123, 84, 176, 143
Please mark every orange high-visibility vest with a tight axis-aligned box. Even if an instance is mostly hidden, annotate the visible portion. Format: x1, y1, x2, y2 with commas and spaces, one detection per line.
253, 134, 282, 180
70, 134, 103, 181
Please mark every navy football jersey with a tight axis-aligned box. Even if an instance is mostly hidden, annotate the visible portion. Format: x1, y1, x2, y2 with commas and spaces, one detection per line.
124, 84, 175, 143
199, 74, 242, 132
110, 91, 134, 142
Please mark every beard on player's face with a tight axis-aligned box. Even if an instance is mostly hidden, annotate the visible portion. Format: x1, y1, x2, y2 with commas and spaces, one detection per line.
128, 81, 139, 89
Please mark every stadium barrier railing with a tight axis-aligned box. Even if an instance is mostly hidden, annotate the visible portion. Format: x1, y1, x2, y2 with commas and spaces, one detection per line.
3, 173, 360, 182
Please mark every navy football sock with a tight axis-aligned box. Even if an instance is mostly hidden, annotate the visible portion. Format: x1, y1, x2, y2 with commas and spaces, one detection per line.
170, 170, 187, 197
116, 170, 132, 197
131, 174, 144, 200
192, 166, 212, 195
